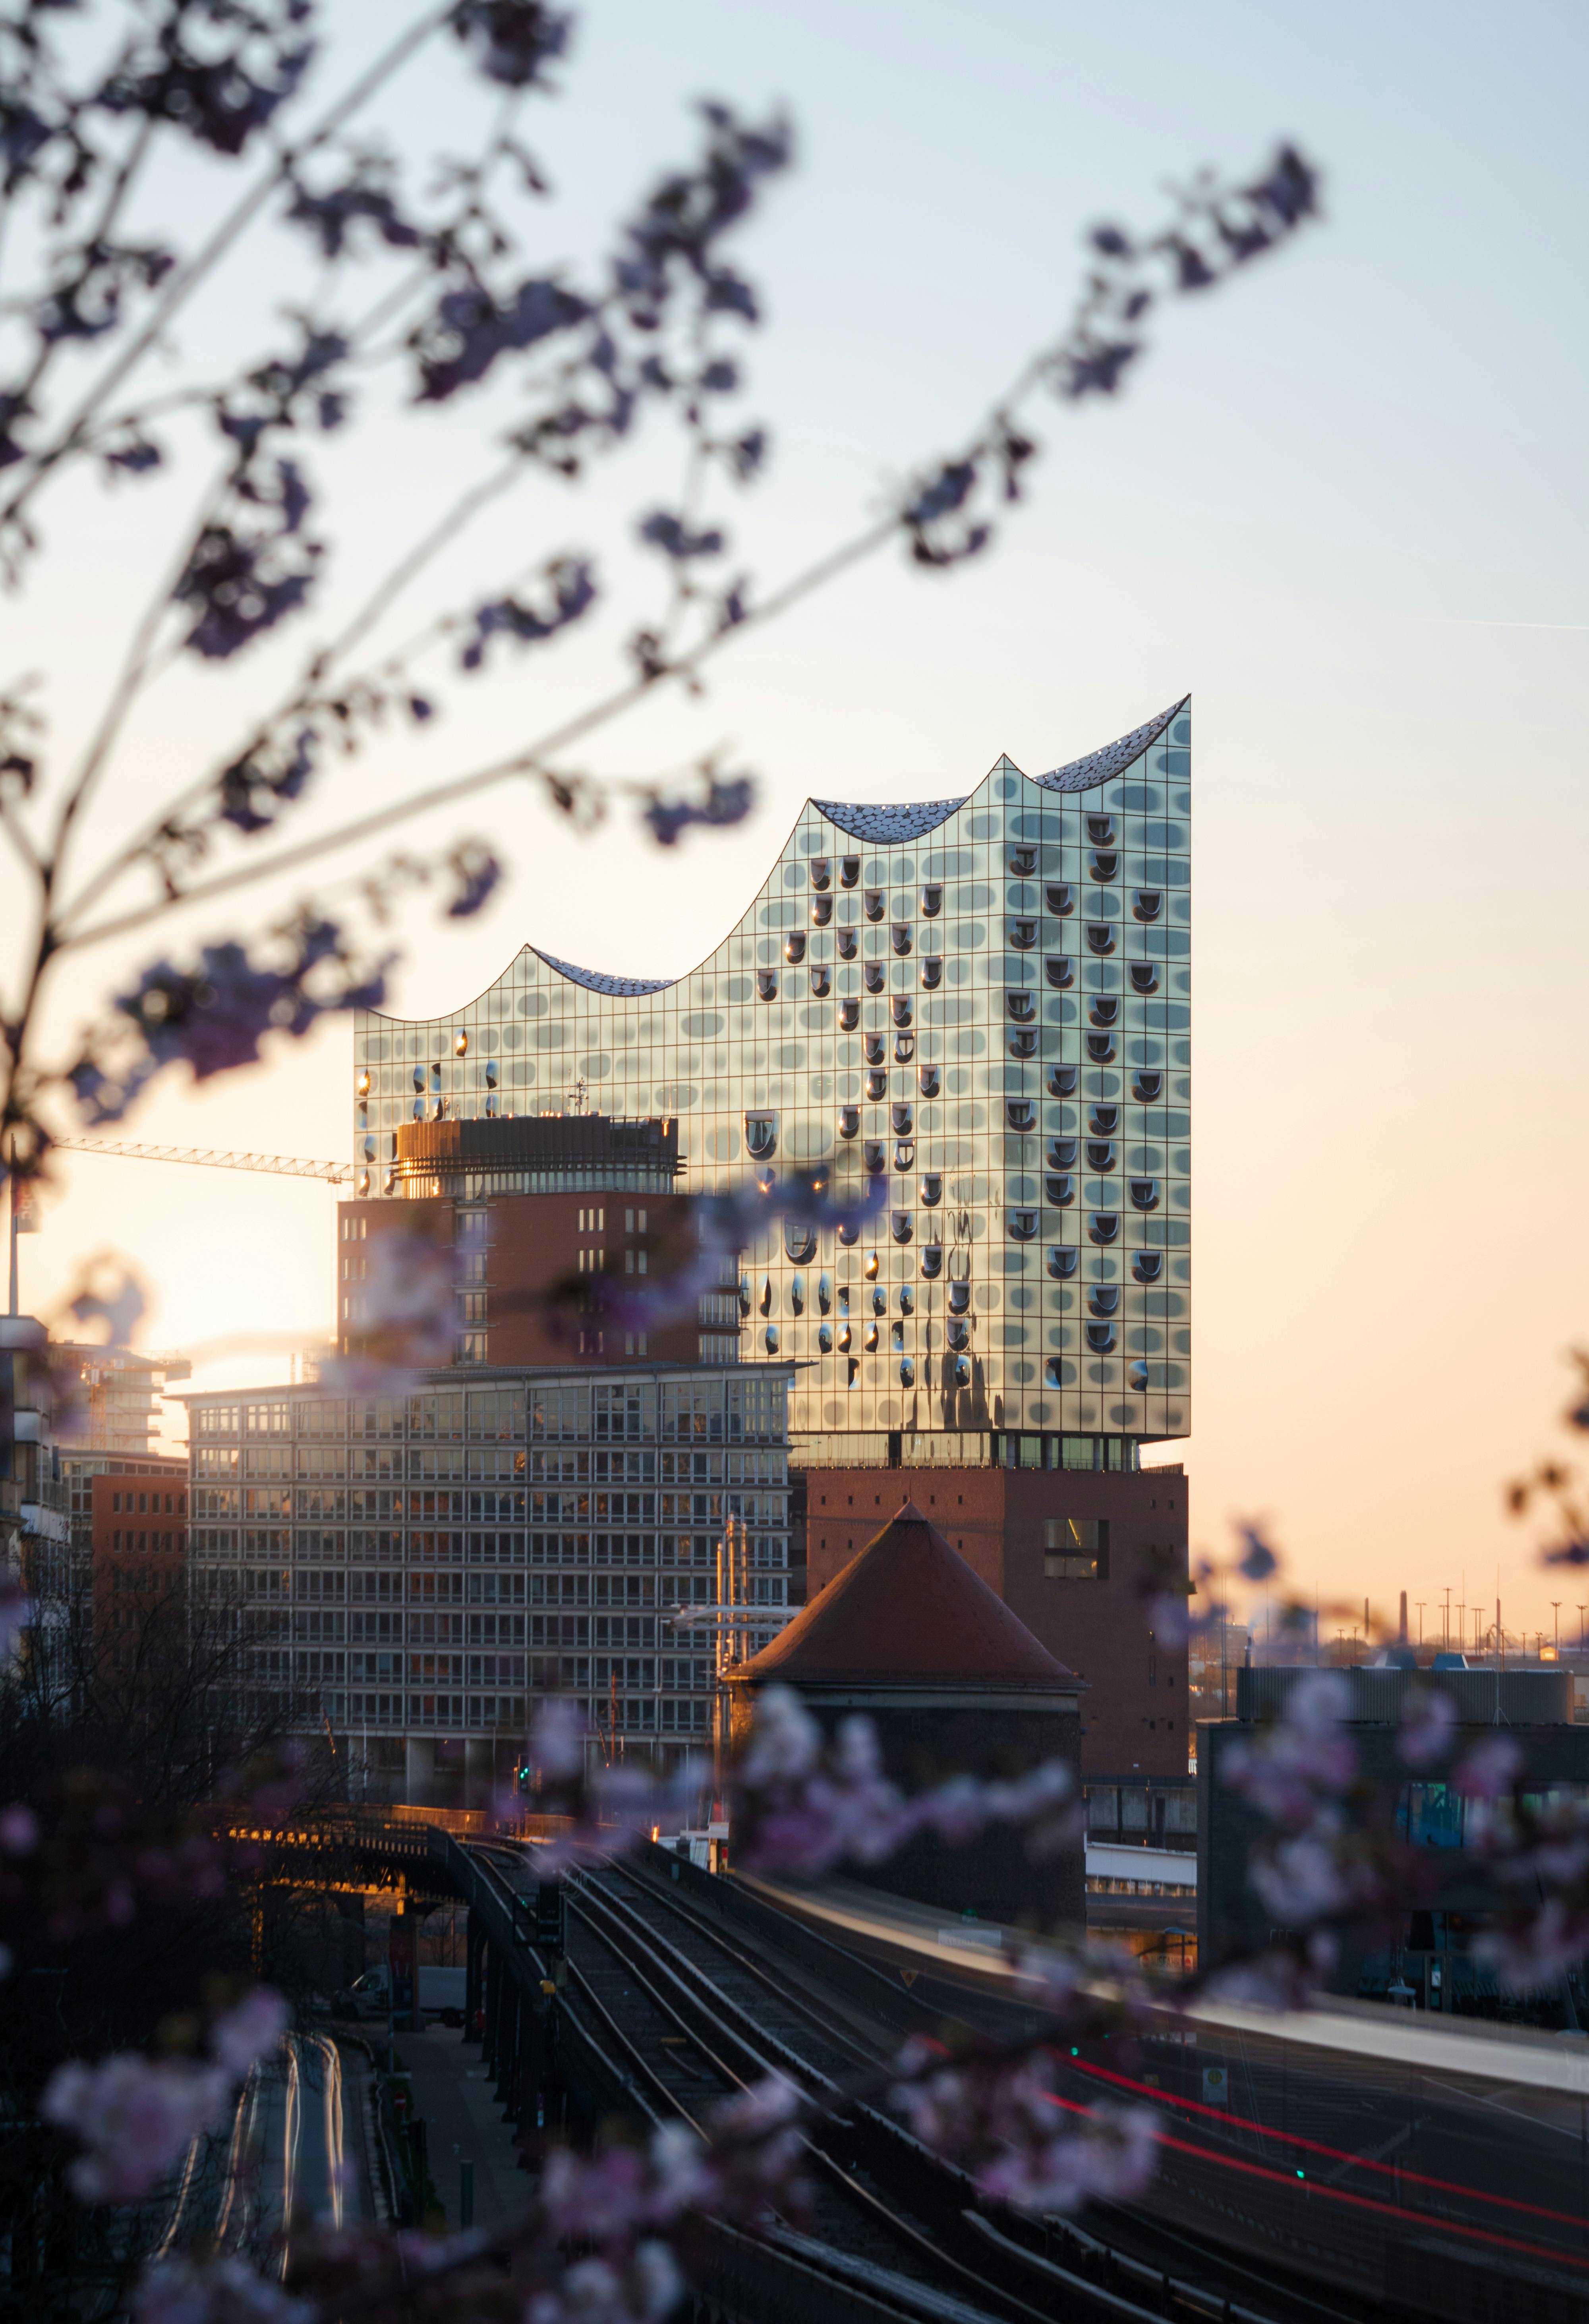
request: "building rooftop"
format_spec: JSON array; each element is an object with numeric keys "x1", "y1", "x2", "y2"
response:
[{"x1": 740, "y1": 1500, "x2": 1080, "y2": 1688}]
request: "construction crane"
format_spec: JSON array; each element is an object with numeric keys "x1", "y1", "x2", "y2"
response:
[{"x1": 53, "y1": 1139, "x2": 351, "y2": 1184}]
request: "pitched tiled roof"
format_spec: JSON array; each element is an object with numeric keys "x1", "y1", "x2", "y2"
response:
[{"x1": 742, "y1": 1501, "x2": 1077, "y2": 1686}]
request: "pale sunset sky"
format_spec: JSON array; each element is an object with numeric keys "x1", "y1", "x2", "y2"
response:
[{"x1": 6, "y1": 1, "x2": 1586, "y2": 1639}]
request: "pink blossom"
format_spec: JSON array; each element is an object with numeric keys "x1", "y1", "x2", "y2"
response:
[
  {"x1": 134, "y1": 2255, "x2": 312, "y2": 2323},
  {"x1": 1397, "y1": 1687, "x2": 1457, "y2": 1770},
  {"x1": 1474, "y1": 1898, "x2": 1589, "y2": 1991},
  {"x1": 0, "y1": 1803, "x2": 39, "y2": 1853},
  {"x1": 736, "y1": 1685, "x2": 819, "y2": 1786},
  {"x1": 527, "y1": 2242, "x2": 682, "y2": 2324},
  {"x1": 43, "y1": 2054, "x2": 230, "y2": 2201},
  {"x1": 210, "y1": 1988, "x2": 288, "y2": 2077},
  {"x1": 979, "y1": 2097, "x2": 1159, "y2": 2213},
  {"x1": 1249, "y1": 1832, "x2": 1349, "y2": 1924},
  {"x1": 532, "y1": 1695, "x2": 590, "y2": 1782},
  {"x1": 1454, "y1": 1735, "x2": 1523, "y2": 1800}
]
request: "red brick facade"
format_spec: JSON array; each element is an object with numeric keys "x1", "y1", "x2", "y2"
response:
[
  {"x1": 91, "y1": 1461, "x2": 188, "y2": 1664},
  {"x1": 804, "y1": 1464, "x2": 1189, "y2": 1781}
]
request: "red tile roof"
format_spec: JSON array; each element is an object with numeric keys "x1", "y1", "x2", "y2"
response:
[{"x1": 741, "y1": 1501, "x2": 1078, "y2": 1686}]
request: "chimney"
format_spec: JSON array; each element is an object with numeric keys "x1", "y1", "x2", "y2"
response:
[{"x1": 1398, "y1": 1590, "x2": 1408, "y2": 1644}]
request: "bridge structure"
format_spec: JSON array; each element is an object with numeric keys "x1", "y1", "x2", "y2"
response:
[{"x1": 231, "y1": 1814, "x2": 1589, "y2": 2324}]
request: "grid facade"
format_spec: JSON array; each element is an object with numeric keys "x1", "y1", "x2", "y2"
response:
[
  {"x1": 183, "y1": 1366, "x2": 793, "y2": 1755},
  {"x1": 352, "y1": 705, "x2": 1191, "y2": 1455}
]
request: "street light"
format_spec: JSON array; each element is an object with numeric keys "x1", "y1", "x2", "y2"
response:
[{"x1": 1552, "y1": 1602, "x2": 1561, "y2": 1658}]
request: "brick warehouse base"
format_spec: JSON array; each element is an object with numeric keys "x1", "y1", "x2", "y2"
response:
[{"x1": 801, "y1": 1462, "x2": 1189, "y2": 1784}]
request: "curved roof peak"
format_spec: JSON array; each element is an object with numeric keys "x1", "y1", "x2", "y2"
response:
[
  {"x1": 531, "y1": 947, "x2": 675, "y2": 997},
  {"x1": 1038, "y1": 695, "x2": 1189, "y2": 793},
  {"x1": 810, "y1": 796, "x2": 968, "y2": 844}
]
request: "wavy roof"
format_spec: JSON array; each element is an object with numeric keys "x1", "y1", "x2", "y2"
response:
[{"x1": 532, "y1": 701, "x2": 1185, "y2": 993}]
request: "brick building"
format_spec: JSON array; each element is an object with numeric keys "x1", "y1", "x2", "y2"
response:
[
  {"x1": 336, "y1": 1114, "x2": 737, "y2": 1371},
  {"x1": 90, "y1": 1458, "x2": 189, "y2": 1667},
  {"x1": 803, "y1": 1460, "x2": 1189, "y2": 1834}
]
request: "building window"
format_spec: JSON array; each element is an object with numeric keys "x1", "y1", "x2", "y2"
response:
[{"x1": 1044, "y1": 1518, "x2": 1109, "y2": 1580}]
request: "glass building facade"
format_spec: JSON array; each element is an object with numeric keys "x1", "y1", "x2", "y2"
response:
[{"x1": 352, "y1": 701, "x2": 1191, "y2": 1462}]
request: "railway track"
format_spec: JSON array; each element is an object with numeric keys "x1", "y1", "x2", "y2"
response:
[{"x1": 526, "y1": 1850, "x2": 1383, "y2": 2324}]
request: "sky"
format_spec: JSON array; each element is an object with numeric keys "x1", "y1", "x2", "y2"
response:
[{"x1": 6, "y1": 0, "x2": 1587, "y2": 1642}]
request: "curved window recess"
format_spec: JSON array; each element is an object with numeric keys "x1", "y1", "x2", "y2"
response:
[
  {"x1": 1129, "y1": 1177, "x2": 1161, "y2": 1211},
  {"x1": 894, "y1": 1140, "x2": 916, "y2": 1172},
  {"x1": 894, "y1": 1033, "x2": 916, "y2": 1064},
  {"x1": 810, "y1": 858, "x2": 831, "y2": 891},
  {"x1": 1048, "y1": 1064, "x2": 1079, "y2": 1098},
  {"x1": 1085, "y1": 923, "x2": 1115, "y2": 956},
  {"x1": 818, "y1": 1322, "x2": 833, "y2": 1354},
  {"x1": 758, "y1": 1275, "x2": 772, "y2": 1316},
  {"x1": 840, "y1": 856, "x2": 860, "y2": 888},
  {"x1": 1086, "y1": 813, "x2": 1115, "y2": 846},
  {"x1": 1089, "y1": 1285, "x2": 1120, "y2": 1317},
  {"x1": 1008, "y1": 1029, "x2": 1038, "y2": 1060},
  {"x1": 817, "y1": 1271, "x2": 832, "y2": 1313},
  {"x1": 864, "y1": 1140, "x2": 887, "y2": 1174},
  {"x1": 892, "y1": 1103, "x2": 914, "y2": 1136},
  {"x1": 838, "y1": 999, "x2": 860, "y2": 1032},
  {"x1": 1132, "y1": 1069, "x2": 1164, "y2": 1103},
  {"x1": 811, "y1": 895, "x2": 833, "y2": 928},
  {"x1": 739, "y1": 1275, "x2": 753, "y2": 1317},
  {"x1": 454, "y1": 1031, "x2": 468, "y2": 1057},
  {"x1": 864, "y1": 889, "x2": 885, "y2": 922},
  {"x1": 918, "y1": 1065, "x2": 941, "y2": 1098},
  {"x1": 836, "y1": 929, "x2": 858, "y2": 961},
  {"x1": 837, "y1": 1322, "x2": 853, "y2": 1355},
  {"x1": 864, "y1": 1033, "x2": 886, "y2": 1066},
  {"x1": 891, "y1": 1209, "x2": 913, "y2": 1243},
  {"x1": 1086, "y1": 1140, "x2": 1117, "y2": 1171},
  {"x1": 1047, "y1": 1246, "x2": 1079, "y2": 1280},
  {"x1": 358, "y1": 1170, "x2": 372, "y2": 1196},
  {"x1": 413, "y1": 1066, "x2": 425, "y2": 1093},
  {"x1": 1132, "y1": 1251, "x2": 1164, "y2": 1284},
  {"x1": 1049, "y1": 1138, "x2": 1079, "y2": 1169},
  {"x1": 1046, "y1": 882, "x2": 1076, "y2": 917},
  {"x1": 947, "y1": 1319, "x2": 970, "y2": 1352},
  {"x1": 1127, "y1": 1360, "x2": 1150, "y2": 1392},
  {"x1": 1085, "y1": 1321, "x2": 1116, "y2": 1354},
  {"x1": 1089, "y1": 850, "x2": 1119, "y2": 882},
  {"x1": 756, "y1": 969, "x2": 778, "y2": 1000},
  {"x1": 920, "y1": 1243, "x2": 944, "y2": 1279},
  {"x1": 383, "y1": 1169, "x2": 399, "y2": 1196},
  {"x1": 431, "y1": 1098, "x2": 448, "y2": 1122},
  {"x1": 838, "y1": 1107, "x2": 859, "y2": 1140},
  {"x1": 864, "y1": 962, "x2": 885, "y2": 994},
  {"x1": 1046, "y1": 1173, "x2": 1075, "y2": 1206},
  {"x1": 1085, "y1": 1032, "x2": 1117, "y2": 1063},
  {"x1": 1009, "y1": 1209, "x2": 1039, "y2": 1240},
  {"x1": 947, "y1": 1281, "x2": 972, "y2": 1316},
  {"x1": 871, "y1": 1284, "x2": 887, "y2": 1316},
  {"x1": 1090, "y1": 1105, "x2": 1121, "y2": 1135},
  {"x1": 484, "y1": 1059, "x2": 499, "y2": 1090},
  {"x1": 1090, "y1": 1212, "x2": 1120, "y2": 1244},
  {"x1": 484, "y1": 1092, "x2": 499, "y2": 1119},
  {"x1": 1009, "y1": 844, "x2": 1038, "y2": 877},
  {"x1": 891, "y1": 996, "x2": 913, "y2": 1028},
  {"x1": 900, "y1": 1286, "x2": 915, "y2": 1316},
  {"x1": 1133, "y1": 889, "x2": 1163, "y2": 923},
  {"x1": 865, "y1": 1323, "x2": 880, "y2": 1354},
  {"x1": 921, "y1": 883, "x2": 943, "y2": 917},
  {"x1": 1045, "y1": 955, "x2": 1075, "y2": 990},
  {"x1": 1044, "y1": 1357, "x2": 1066, "y2": 1389},
  {"x1": 1129, "y1": 963, "x2": 1159, "y2": 995},
  {"x1": 1007, "y1": 989, "x2": 1036, "y2": 1023},
  {"x1": 411, "y1": 1099, "x2": 424, "y2": 1121},
  {"x1": 1009, "y1": 918, "x2": 1038, "y2": 950},
  {"x1": 785, "y1": 1221, "x2": 817, "y2": 1265},
  {"x1": 892, "y1": 923, "x2": 912, "y2": 955},
  {"x1": 1007, "y1": 1099, "x2": 1037, "y2": 1132},
  {"x1": 921, "y1": 1173, "x2": 943, "y2": 1207},
  {"x1": 431, "y1": 1063, "x2": 443, "y2": 1091},
  {"x1": 837, "y1": 1222, "x2": 860, "y2": 1248},
  {"x1": 1090, "y1": 996, "x2": 1120, "y2": 1028},
  {"x1": 899, "y1": 1357, "x2": 916, "y2": 1387},
  {"x1": 357, "y1": 1069, "x2": 372, "y2": 1097},
  {"x1": 950, "y1": 1353, "x2": 972, "y2": 1388},
  {"x1": 920, "y1": 957, "x2": 943, "y2": 991},
  {"x1": 745, "y1": 1111, "x2": 777, "y2": 1159},
  {"x1": 764, "y1": 1325, "x2": 780, "y2": 1355},
  {"x1": 789, "y1": 1273, "x2": 806, "y2": 1315},
  {"x1": 810, "y1": 966, "x2": 832, "y2": 998},
  {"x1": 847, "y1": 1356, "x2": 861, "y2": 1388},
  {"x1": 864, "y1": 1248, "x2": 881, "y2": 1281},
  {"x1": 866, "y1": 1070, "x2": 888, "y2": 1102},
  {"x1": 784, "y1": 931, "x2": 807, "y2": 964}
]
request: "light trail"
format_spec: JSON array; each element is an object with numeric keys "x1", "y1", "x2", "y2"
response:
[
  {"x1": 1073, "y1": 2054, "x2": 1589, "y2": 2231},
  {"x1": 279, "y1": 2037, "x2": 303, "y2": 2279},
  {"x1": 216, "y1": 2067, "x2": 261, "y2": 2247},
  {"x1": 153, "y1": 2131, "x2": 203, "y2": 2256},
  {"x1": 1044, "y1": 2092, "x2": 1589, "y2": 2276},
  {"x1": 317, "y1": 2036, "x2": 346, "y2": 2230}
]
